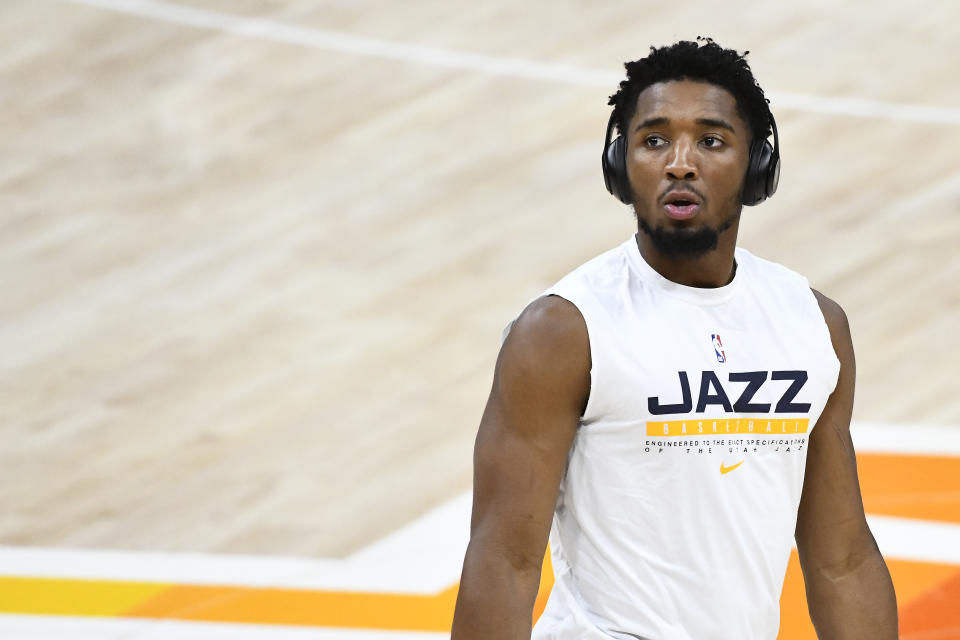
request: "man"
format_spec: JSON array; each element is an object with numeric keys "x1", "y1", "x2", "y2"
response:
[{"x1": 451, "y1": 39, "x2": 897, "y2": 639}]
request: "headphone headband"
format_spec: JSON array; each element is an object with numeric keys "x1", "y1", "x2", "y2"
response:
[{"x1": 604, "y1": 110, "x2": 618, "y2": 147}]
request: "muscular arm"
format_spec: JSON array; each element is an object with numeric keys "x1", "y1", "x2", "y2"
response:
[
  {"x1": 795, "y1": 290, "x2": 897, "y2": 639},
  {"x1": 450, "y1": 296, "x2": 590, "y2": 640}
]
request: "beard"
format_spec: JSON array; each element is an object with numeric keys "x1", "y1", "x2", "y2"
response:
[{"x1": 636, "y1": 205, "x2": 740, "y2": 259}]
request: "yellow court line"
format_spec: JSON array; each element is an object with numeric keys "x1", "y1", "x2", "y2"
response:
[
  {"x1": 0, "y1": 577, "x2": 457, "y2": 631},
  {"x1": 0, "y1": 554, "x2": 555, "y2": 631},
  {"x1": 0, "y1": 577, "x2": 169, "y2": 618}
]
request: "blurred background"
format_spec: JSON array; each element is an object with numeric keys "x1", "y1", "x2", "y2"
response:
[{"x1": 2, "y1": 0, "x2": 958, "y2": 638}]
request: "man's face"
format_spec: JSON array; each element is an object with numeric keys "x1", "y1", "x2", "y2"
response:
[{"x1": 625, "y1": 80, "x2": 752, "y2": 258}]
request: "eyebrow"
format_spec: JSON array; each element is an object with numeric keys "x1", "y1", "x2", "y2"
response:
[
  {"x1": 635, "y1": 117, "x2": 669, "y2": 130},
  {"x1": 696, "y1": 118, "x2": 736, "y2": 133},
  {"x1": 635, "y1": 117, "x2": 737, "y2": 133}
]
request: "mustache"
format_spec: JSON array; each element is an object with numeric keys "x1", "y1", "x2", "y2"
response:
[{"x1": 658, "y1": 183, "x2": 707, "y2": 204}]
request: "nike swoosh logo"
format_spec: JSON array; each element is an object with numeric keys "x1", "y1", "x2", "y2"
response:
[{"x1": 720, "y1": 460, "x2": 744, "y2": 474}]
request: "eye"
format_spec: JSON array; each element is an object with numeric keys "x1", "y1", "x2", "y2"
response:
[
  {"x1": 644, "y1": 135, "x2": 668, "y2": 148},
  {"x1": 702, "y1": 135, "x2": 724, "y2": 148}
]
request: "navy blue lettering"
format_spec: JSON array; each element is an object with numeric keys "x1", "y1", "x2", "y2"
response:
[
  {"x1": 652, "y1": 370, "x2": 813, "y2": 415},
  {"x1": 695, "y1": 371, "x2": 733, "y2": 413},
  {"x1": 729, "y1": 371, "x2": 771, "y2": 412},
  {"x1": 772, "y1": 370, "x2": 811, "y2": 413},
  {"x1": 648, "y1": 372, "x2": 693, "y2": 415}
]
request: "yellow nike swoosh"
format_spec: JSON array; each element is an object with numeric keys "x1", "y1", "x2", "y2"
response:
[{"x1": 720, "y1": 460, "x2": 744, "y2": 474}]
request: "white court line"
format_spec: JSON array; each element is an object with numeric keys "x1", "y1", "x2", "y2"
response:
[
  {"x1": 1, "y1": 422, "x2": 957, "y2": 589},
  {"x1": 345, "y1": 491, "x2": 471, "y2": 584},
  {"x1": 0, "y1": 540, "x2": 466, "y2": 594},
  {"x1": 876, "y1": 170, "x2": 960, "y2": 220},
  {"x1": 61, "y1": 0, "x2": 960, "y2": 125},
  {"x1": 0, "y1": 615, "x2": 449, "y2": 640},
  {"x1": 852, "y1": 421, "x2": 960, "y2": 456},
  {"x1": 0, "y1": 494, "x2": 472, "y2": 593},
  {"x1": 867, "y1": 515, "x2": 960, "y2": 567}
]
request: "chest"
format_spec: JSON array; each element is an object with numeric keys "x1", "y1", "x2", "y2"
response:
[{"x1": 586, "y1": 291, "x2": 836, "y2": 425}]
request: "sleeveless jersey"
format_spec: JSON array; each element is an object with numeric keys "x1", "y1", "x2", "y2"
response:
[{"x1": 523, "y1": 236, "x2": 840, "y2": 640}]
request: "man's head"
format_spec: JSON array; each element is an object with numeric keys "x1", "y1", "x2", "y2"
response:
[{"x1": 607, "y1": 38, "x2": 773, "y2": 259}]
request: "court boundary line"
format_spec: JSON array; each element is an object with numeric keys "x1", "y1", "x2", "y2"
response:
[
  {"x1": 2, "y1": 512, "x2": 958, "y2": 588},
  {"x1": 61, "y1": 0, "x2": 960, "y2": 125},
  {"x1": 1, "y1": 422, "x2": 959, "y2": 590},
  {"x1": 0, "y1": 614, "x2": 449, "y2": 639}
]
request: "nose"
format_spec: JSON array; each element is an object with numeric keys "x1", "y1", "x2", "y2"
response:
[{"x1": 665, "y1": 139, "x2": 698, "y2": 181}]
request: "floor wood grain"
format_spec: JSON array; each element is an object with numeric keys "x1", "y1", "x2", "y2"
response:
[{"x1": 2, "y1": 0, "x2": 958, "y2": 557}]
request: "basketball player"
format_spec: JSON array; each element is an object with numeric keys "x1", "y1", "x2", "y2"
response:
[{"x1": 451, "y1": 39, "x2": 897, "y2": 639}]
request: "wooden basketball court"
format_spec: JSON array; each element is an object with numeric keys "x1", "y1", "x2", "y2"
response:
[{"x1": 2, "y1": 0, "x2": 959, "y2": 637}]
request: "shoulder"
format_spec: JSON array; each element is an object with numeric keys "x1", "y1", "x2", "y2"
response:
[
  {"x1": 497, "y1": 295, "x2": 591, "y2": 413},
  {"x1": 737, "y1": 249, "x2": 817, "y2": 311},
  {"x1": 811, "y1": 288, "x2": 855, "y2": 368},
  {"x1": 810, "y1": 289, "x2": 851, "y2": 342},
  {"x1": 736, "y1": 247, "x2": 808, "y2": 287},
  {"x1": 505, "y1": 295, "x2": 590, "y2": 371},
  {"x1": 552, "y1": 241, "x2": 635, "y2": 294},
  {"x1": 737, "y1": 250, "x2": 838, "y2": 327}
]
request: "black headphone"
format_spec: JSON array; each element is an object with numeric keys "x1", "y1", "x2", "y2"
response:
[{"x1": 601, "y1": 110, "x2": 780, "y2": 207}]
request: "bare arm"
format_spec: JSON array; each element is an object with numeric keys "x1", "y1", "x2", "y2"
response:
[
  {"x1": 450, "y1": 296, "x2": 590, "y2": 640},
  {"x1": 795, "y1": 290, "x2": 898, "y2": 639}
]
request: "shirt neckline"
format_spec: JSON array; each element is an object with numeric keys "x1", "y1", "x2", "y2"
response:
[{"x1": 623, "y1": 234, "x2": 743, "y2": 306}]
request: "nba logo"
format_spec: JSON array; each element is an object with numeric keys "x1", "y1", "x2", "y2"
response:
[{"x1": 711, "y1": 333, "x2": 726, "y2": 363}]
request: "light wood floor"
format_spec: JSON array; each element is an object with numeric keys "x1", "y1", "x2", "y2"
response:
[{"x1": 2, "y1": 0, "x2": 959, "y2": 558}]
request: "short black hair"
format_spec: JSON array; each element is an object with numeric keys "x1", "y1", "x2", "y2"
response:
[{"x1": 609, "y1": 37, "x2": 772, "y2": 142}]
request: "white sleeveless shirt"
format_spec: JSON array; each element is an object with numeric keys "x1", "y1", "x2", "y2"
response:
[{"x1": 524, "y1": 236, "x2": 840, "y2": 640}]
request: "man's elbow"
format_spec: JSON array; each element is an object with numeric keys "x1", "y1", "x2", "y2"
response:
[
  {"x1": 801, "y1": 527, "x2": 884, "y2": 585},
  {"x1": 465, "y1": 531, "x2": 546, "y2": 578}
]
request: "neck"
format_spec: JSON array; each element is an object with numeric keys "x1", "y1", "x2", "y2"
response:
[{"x1": 634, "y1": 222, "x2": 739, "y2": 288}]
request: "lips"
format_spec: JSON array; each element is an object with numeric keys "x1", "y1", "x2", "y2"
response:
[{"x1": 662, "y1": 190, "x2": 702, "y2": 221}]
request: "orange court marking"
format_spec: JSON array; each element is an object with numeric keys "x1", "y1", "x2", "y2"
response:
[
  {"x1": 2, "y1": 552, "x2": 955, "y2": 636},
  {"x1": 776, "y1": 552, "x2": 960, "y2": 640},
  {"x1": 1, "y1": 454, "x2": 957, "y2": 635},
  {"x1": 857, "y1": 453, "x2": 960, "y2": 524},
  {"x1": 899, "y1": 569, "x2": 960, "y2": 638},
  {"x1": 125, "y1": 582, "x2": 461, "y2": 630}
]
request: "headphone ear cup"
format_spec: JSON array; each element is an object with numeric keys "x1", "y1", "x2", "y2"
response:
[
  {"x1": 742, "y1": 139, "x2": 773, "y2": 206},
  {"x1": 603, "y1": 135, "x2": 633, "y2": 205},
  {"x1": 765, "y1": 145, "x2": 780, "y2": 199}
]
